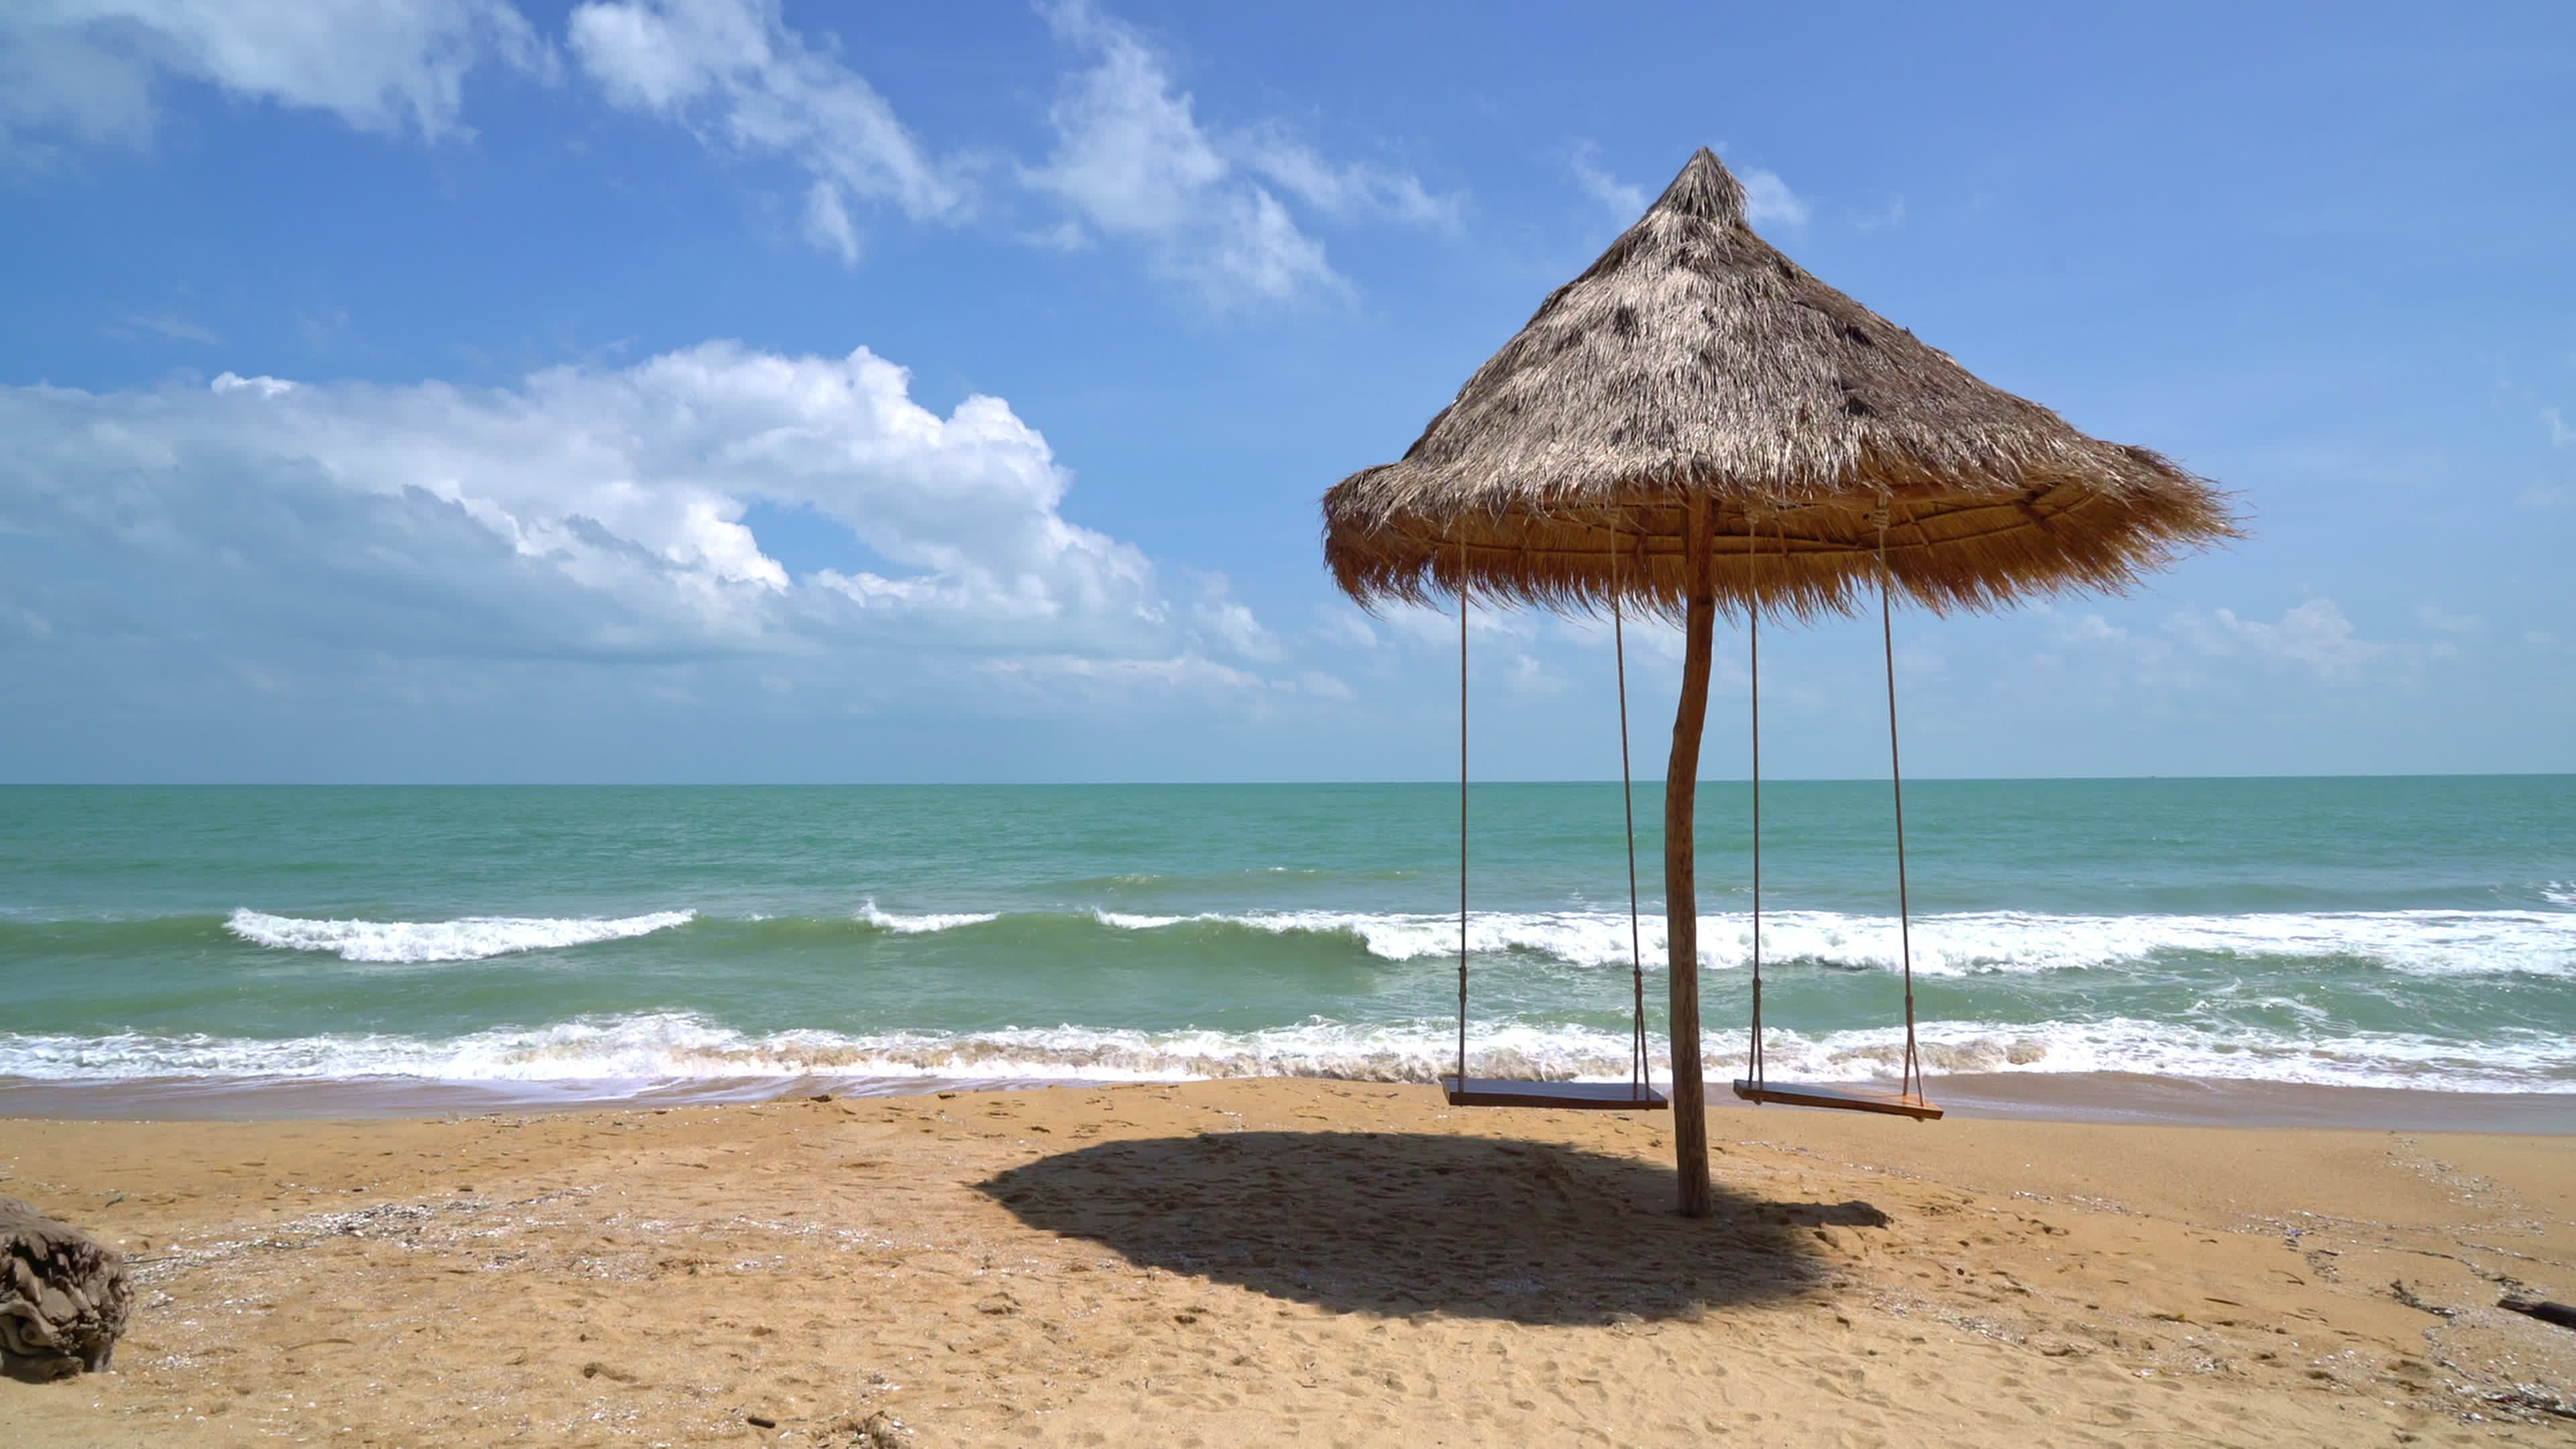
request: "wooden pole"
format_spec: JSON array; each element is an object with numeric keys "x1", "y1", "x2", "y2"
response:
[{"x1": 1664, "y1": 495, "x2": 1716, "y2": 1218}]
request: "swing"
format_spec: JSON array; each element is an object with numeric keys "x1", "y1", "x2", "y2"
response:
[
  {"x1": 1442, "y1": 533, "x2": 1666, "y2": 1112},
  {"x1": 1732, "y1": 521, "x2": 1941, "y2": 1120},
  {"x1": 1437, "y1": 519, "x2": 1938, "y2": 1120}
]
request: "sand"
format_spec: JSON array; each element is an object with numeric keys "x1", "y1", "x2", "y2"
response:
[{"x1": 0, "y1": 1080, "x2": 2571, "y2": 1446}]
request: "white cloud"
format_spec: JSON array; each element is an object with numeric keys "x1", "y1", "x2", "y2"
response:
[
  {"x1": 1568, "y1": 142, "x2": 1646, "y2": 220},
  {"x1": 1027, "y1": 1, "x2": 1322, "y2": 305},
  {"x1": 0, "y1": 341, "x2": 1275, "y2": 682},
  {"x1": 1570, "y1": 142, "x2": 1805, "y2": 231},
  {"x1": 2545, "y1": 406, "x2": 2575, "y2": 447},
  {"x1": 1379, "y1": 600, "x2": 1535, "y2": 649},
  {"x1": 209, "y1": 369, "x2": 294, "y2": 397},
  {"x1": 9, "y1": 0, "x2": 1448, "y2": 301},
  {"x1": 1895, "y1": 639, "x2": 1945, "y2": 676},
  {"x1": 1295, "y1": 669, "x2": 1354, "y2": 701},
  {"x1": 981, "y1": 651, "x2": 1266, "y2": 698},
  {"x1": 568, "y1": 0, "x2": 964, "y2": 252},
  {"x1": 1856, "y1": 195, "x2": 1907, "y2": 231},
  {"x1": 0, "y1": 0, "x2": 543, "y2": 151},
  {"x1": 801, "y1": 177, "x2": 860, "y2": 263},
  {"x1": 1311, "y1": 605, "x2": 1379, "y2": 652},
  {"x1": 2169, "y1": 598, "x2": 2381, "y2": 676},
  {"x1": 1239, "y1": 125, "x2": 1454, "y2": 227},
  {"x1": 1026, "y1": 1, "x2": 1445, "y2": 308},
  {"x1": 1505, "y1": 653, "x2": 1564, "y2": 695},
  {"x1": 2057, "y1": 612, "x2": 2132, "y2": 645},
  {"x1": 2418, "y1": 603, "x2": 2483, "y2": 634},
  {"x1": 563, "y1": 0, "x2": 1447, "y2": 294},
  {"x1": 117, "y1": 311, "x2": 221, "y2": 344},
  {"x1": 2032, "y1": 608, "x2": 2167, "y2": 673},
  {"x1": 1191, "y1": 594, "x2": 1280, "y2": 661},
  {"x1": 1738, "y1": 165, "x2": 1809, "y2": 229}
]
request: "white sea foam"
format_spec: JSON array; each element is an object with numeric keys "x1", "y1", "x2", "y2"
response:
[
  {"x1": 213, "y1": 900, "x2": 2576, "y2": 974},
  {"x1": 2545, "y1": 881, "x2": 2576, "y2": 909},
  {"x1": 1090, "y1": 909, "x2": 1187, "y2": 929},
  {"x1": 3, "y1": 1011, "x2": 2567, "y2": 1095},
  {"x1": 225, "y1": 908, "x2": 694, "y2": 963},
  {"x1": 1750, "y1": 1016, "x2": 2576, "y2": 1095},
  {"x1": 1094, "y1": 904, "x2": 2576, "y2": 978},
  {"x1": 857, "y1": 900, "x2": 1000, "y2": 934}
]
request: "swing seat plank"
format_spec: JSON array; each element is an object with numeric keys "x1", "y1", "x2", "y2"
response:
[
  {"x1": 1443, "y1": 1078, "x2": 1668, "y2": 1111},
  {"x1": 1732, "y1": 1079, "x2": 1943, "y2": 1120}
]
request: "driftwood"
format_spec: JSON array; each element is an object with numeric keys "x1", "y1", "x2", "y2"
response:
[
  {"x1": 2501, "y1": 1293, "x2": 2576, "y2": 1332},
  {"x1": 0, "y1": 1197, "x2": 133, "y2": 1380}
]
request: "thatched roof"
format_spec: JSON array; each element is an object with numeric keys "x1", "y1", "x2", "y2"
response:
[{"x1": 1322, "y1": 149, "x2": 2236, "y2": 620}]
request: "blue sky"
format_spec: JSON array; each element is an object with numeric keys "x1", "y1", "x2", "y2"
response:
[{"x1": 2, "y1": 0, "x2": 2571, "y2": 782}]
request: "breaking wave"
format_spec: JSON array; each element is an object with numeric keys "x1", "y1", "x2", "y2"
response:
[
  {"x1": 856, "y1": 900, "x2": 999, "y2": 934},
  {"x1": 211, "y1": 901, "x2": 2576, "y2": 977},
  {"x1": 1, "y1": 1011, "x2": 2567, "y2": 1095},
  {"x1": 1093, "y1": 906, "x2": 2576, "y2": 978},
  {"x1": 225, "y1": 908, "x2": 695, "y2": 963}
]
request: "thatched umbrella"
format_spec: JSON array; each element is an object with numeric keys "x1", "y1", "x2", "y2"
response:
[{"x1": 1322, "y1": 149, "x2": 2234, "y2": 1216}]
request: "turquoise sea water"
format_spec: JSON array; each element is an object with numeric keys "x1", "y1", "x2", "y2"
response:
[{"x1": 1, "y1": 779, "x2": 2571, "y2": 1100}]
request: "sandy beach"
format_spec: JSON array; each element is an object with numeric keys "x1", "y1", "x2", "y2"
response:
[{"x1": 0, "y1": 1081, "x2": 2571, "y2": 1446}]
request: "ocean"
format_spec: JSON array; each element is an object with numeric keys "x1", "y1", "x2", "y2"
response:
[{"x1": 2, "y1": 779, "x2": 2571, "y2": 1118}]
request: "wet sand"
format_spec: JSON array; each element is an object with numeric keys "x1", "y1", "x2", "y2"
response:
[
  {"x1": 5, "y1": 1071, "x2": 2567, "y2": 1132},
  {"x1": 1, "y1": 1079, "x2": 2573, "y2": 1445}
]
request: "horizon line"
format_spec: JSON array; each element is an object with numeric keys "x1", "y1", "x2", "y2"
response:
[{"x1": 4, "y1": 771, "x2": 2571, "y2": 788}]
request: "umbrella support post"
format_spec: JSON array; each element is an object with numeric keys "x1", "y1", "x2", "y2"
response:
[{"x1": 1664, "y1": 572, "x2": 1717, "y2": 1218}]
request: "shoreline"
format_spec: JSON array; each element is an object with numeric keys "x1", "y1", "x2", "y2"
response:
[{"x1": 2, "y1": 1068, "x2": 2567, "y2": 1132}]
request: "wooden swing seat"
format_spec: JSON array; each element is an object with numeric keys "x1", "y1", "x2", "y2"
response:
[
  {"x1": 1732, "y1": 1079, "x2": 1943, "y2": 1120},
  {"x1": 1442, "y1": 1078, "x2": 1669, "y2": 1111}
]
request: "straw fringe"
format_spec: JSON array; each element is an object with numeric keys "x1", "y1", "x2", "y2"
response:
[{"x1": 1321, "y1": 150, "x2": 2238, "y2": 619}]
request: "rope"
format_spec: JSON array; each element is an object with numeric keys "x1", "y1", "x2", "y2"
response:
[
  {"x1": 1457, "y1": 550, "x2": 1470, "y2": 1092},
  {"x1": 1876, "y1": 521, "x2": 1924, "y2": 1101},
  {"x1": 1611, "y1": 520, "x2": 1648, "y2": 1098},
  {"x1": 1447, "y1": 521, "x2": 1660, "y2": 1107},
  {"x1": 1745, "y1": 516, "x2": 1765, "y2": 1093}
]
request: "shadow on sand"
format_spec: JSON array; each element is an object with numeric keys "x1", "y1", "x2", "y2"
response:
[{"x1": 977, "y1": 1130, "x2": 1886, "y2": 1326}]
